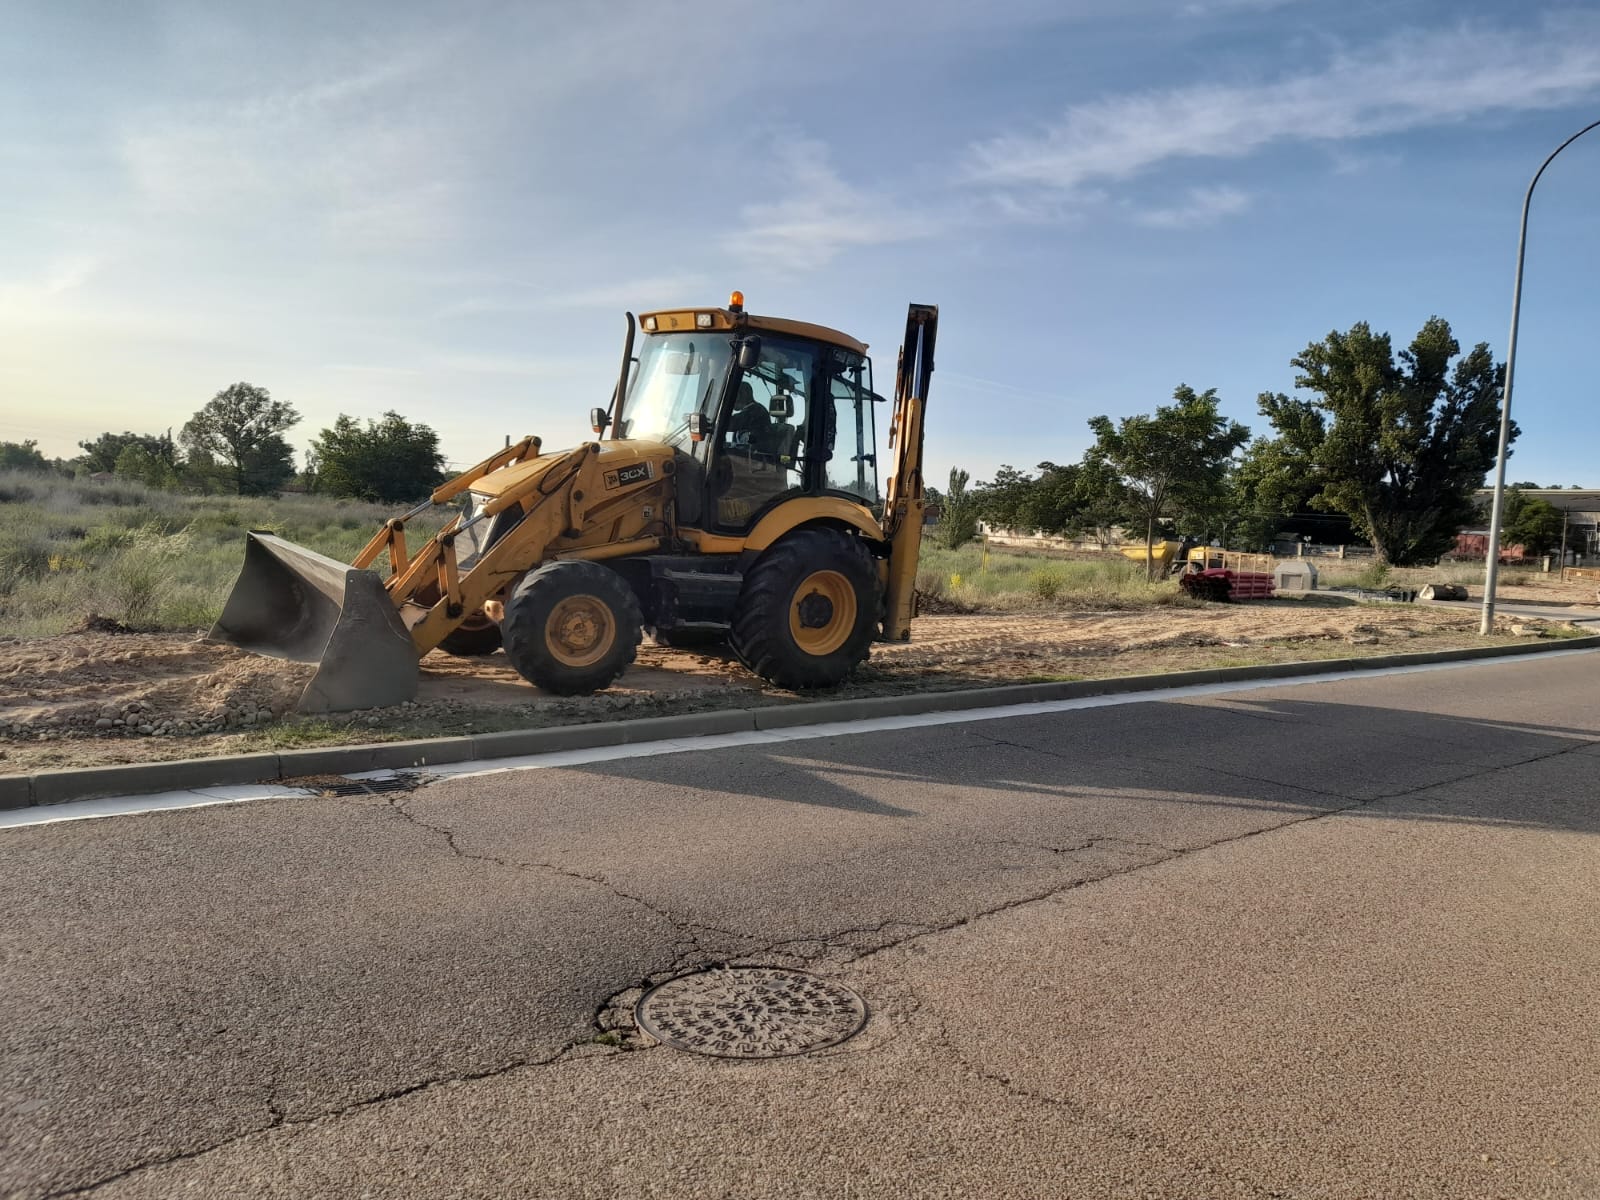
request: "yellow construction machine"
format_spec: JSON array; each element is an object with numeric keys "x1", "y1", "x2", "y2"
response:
[{"x1": 210, "y1": 295, "x2": 938, "y2": 711}]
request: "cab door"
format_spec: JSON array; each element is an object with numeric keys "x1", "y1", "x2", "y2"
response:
[{"x1": 711, "y1": 337, "x2": 818, "y2": 532}]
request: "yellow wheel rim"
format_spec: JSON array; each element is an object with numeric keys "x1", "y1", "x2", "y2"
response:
[
  {"x1": 545, "y1": 594, "x2": 616, "y2": 668},
  {"x1": 788, "y1": 570, "x2": 857, "y2": 656}
]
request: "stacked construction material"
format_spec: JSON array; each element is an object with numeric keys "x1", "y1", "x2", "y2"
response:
[{"x1": 1179, "y1": 569, "x2": 1276, "y2": 603}]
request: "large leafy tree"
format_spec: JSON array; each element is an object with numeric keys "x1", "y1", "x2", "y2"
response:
[
  {"x1": 974, "y1": 465, "x2": 1039, "y2": 532},
  {"x1": 113, "y1": 443, "x2": 180, "y2": 490},
  {"x1": 975, "y1": 461, "x2": 1087, "y2": 536},
  {"x1": 1227, "y1": 394, "x2": 1329, "y2": 549},
  {"x1": 310, "y1": 411, "x2": 448, "y2": 504},
  {"x1": 1263, "y1": 317, "x2": 1512, "y2": 566},
  {"x1": 0, "y1": 440, "x2": 49, "y2": 472},
  {"x1": 179, "y1": 383, "x2": 299, "y2": 496},
  {"x1": 1502, "y1": 489, "x2": 1565, "y2": 558},
  {"x1": 1085, "y1": 385, "x2": 1249, "y2": 577},
  {"x1": 78, "y1": 430, "x2": 177, "y2": 476}
]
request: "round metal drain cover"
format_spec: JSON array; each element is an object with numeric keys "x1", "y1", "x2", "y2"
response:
[{"x1": 635, "y1": 967, "x2": 868, "y2": 1058}]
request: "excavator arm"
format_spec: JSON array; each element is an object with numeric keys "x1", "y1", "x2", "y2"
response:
[{"x1": 879, "y1": 303, "x2": 938, "y2": 641}]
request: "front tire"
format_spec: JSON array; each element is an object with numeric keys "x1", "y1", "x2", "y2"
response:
[
  {"x1": 731, "y1": 529, "x2": 879, "y2": 689},
  {"x1": 438, "y1": 611, "x2": 503, "y2": 656},
  {"x1": 502, "y1": 561, "x2": 642, "y2": 695}
]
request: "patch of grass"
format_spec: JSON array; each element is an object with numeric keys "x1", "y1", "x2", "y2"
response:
[
  {"x1": 1027, "y1": 567, "x2": 1066, "y2": 601},
  {"x1": 917, "y1": 540, "x2": 1198, "y2": 612},
  {"x1": 1352, "y1": 561, "x2": 1392, "y2": 590},
  {"x1": 0, "y1": 470, "x2": 450, "y2": 636}
]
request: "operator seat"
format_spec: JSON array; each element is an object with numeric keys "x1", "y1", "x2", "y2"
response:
[{"x1": 763, "y1": 388, "x2": 800, "y2": 466}]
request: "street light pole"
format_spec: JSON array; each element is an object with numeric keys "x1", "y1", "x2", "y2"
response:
[{"x1": 1481, "y1": 117, "x2": 1600, "y2": 635}]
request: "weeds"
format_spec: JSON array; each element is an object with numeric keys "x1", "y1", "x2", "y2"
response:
[
  {"x1": 1352, "y1": 561, "x2": 1392, "y2": 590},
  {"x1": 0, "y1": 469, "x2": 449, "y2": 635},
  {"x1": 1028, "y1": 568, "x2": 1066, "y2": 601},
  {"x1": 917, "y1": 541, "x2": 1199, "y2": 612}
]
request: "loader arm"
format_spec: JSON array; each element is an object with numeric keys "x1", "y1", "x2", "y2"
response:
[
  {"x1": 385, "y1": 443, "x2": 657, "y2": 655},
  {"x1": 880, "y1": 304, "x2": 938, "y2": 641}
]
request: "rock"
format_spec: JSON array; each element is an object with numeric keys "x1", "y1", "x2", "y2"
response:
[
  {"x1": 137, "y1": 723, "x2": 154, "y2": 735},
  {"x1": 96, "y1": 718, "x2": 113, "y2": 729}
]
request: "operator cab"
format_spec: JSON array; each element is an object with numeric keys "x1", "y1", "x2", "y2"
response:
[{"x1": 601, "y1": 292, "x2": 880, "y2": 533}]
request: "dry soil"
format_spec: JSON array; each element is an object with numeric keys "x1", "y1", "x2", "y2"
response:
[{"x1": 0, "y1": 596, "x2": 1579, "y2": 776}]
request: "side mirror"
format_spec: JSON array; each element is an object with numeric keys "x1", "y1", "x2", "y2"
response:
[
  {"x1": 590, "y1": 406, "x2": 610, "y2": 435},
  {"x1": 688, "y1": 413, "x2": 710, "y2": 443},
  {"x1": 738, "y1": 337, "x2": 762, "y2": 371}
]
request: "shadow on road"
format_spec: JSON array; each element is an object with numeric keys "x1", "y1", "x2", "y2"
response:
[{"x1": 561, "y1": 693, "x2": 1600, "y2": 836}]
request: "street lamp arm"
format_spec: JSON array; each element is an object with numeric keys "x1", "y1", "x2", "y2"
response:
[{"x1": 1480, "y1": 117, "x2": 1600, "y2": 636}]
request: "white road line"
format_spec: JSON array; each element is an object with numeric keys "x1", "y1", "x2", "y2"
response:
[{"x1": 5, "y1": 647, "x2": 1595, "y2": 831}]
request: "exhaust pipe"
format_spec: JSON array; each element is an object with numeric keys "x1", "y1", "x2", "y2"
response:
[{"x1": 209, "y1": 532, "x2": 420, "y2": 713}]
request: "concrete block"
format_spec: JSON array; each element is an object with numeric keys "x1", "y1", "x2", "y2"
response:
[
  {"x1": 30, "y1": 754, "x2": 281, "y2": 806},
  {"x1": 616, "y1": 711, "x2": 759, "y2": 743},
  {"x1": 275, "y1": 738, "x2": 476, "y2": 780},
  {"x1": 753, "y1": 699, "x2": 895, "y2": 729},
  {"x1": 0, "y1": 773, "x2": 33, "y2": 810},
  {"x1": 470, "y1": 724, "x2": 620, "y2": 759}
]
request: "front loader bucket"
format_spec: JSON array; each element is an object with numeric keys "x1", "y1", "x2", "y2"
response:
[{"x1": 208, "y1": 532, "x2": 419, "y2": 713}]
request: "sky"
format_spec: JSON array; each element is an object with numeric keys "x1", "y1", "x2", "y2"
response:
[{"x1": 4, "y1": 0, "x2": 1600, "y2": 487}]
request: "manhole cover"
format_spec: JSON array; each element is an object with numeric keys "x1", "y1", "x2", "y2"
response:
[{"x1": 634, "y1": 967, "x2": 868, "y2": 1058}]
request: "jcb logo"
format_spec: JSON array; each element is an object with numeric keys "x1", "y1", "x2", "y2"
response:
[{"x1": 604, "y1": 462, "x2": 653, "y2": 490}]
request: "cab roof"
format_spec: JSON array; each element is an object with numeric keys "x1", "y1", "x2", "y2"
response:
[{"x1": 637, "y1": 306, "x2": 868, "y2": 356}]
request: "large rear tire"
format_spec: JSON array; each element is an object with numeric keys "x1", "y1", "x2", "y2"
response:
[
  {"x1": 502, "y1": 561, "x2": 642, "y2": 695},
  {"x1": 731, "y1": 529, "x2": 879, "y2": 689}
]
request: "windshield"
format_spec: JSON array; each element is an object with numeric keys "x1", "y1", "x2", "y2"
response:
[{"x1": 617, "y1": 332, "x2": 732, "y2": 445}]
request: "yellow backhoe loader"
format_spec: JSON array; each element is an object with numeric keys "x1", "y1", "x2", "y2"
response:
[{"x1": 210, "y1": 295, "x2": 937, "y2": 712}]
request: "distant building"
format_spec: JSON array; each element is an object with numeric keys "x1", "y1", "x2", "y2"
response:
[{"x1": 1471, "y1": 488, "x2": 1600, "y2": 561}]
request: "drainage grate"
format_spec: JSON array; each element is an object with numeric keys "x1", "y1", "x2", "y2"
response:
[
  {"x1": 634, "y1": 967, "x2": 868, "y2": 1059},
  {"x1": 298, "y1": 773, "x2": 429, "y2": 797}
]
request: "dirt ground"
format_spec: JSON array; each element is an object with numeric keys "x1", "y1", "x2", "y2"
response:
[{"x1": 1, "y1": 595, "x2": 1586, "y2": 776}]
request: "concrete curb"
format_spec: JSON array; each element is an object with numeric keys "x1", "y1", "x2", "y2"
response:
[{"x1": 5, "y1": 635, "x2": 1597, "y2": 810}]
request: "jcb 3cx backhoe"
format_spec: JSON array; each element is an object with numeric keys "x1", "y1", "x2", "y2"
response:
[{"x1": 210, "y1": 295, "x2": 937, "y2": 712}]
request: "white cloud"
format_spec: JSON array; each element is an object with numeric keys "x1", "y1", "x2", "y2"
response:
[
  {"x1": 723, "y1": 140, "x2": 940, "y2": 271},
  {"x1": 117, "y1": 40, "x2": 461, "y2": 249},
  {"x1": 968, "y1": 17, "x2": 1600, "y2": 194},
  {"x1": 1132, "y1": 185, "x2": 1251, "y2": 228}
]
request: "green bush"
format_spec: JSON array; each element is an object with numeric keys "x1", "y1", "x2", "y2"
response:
[
  {"x1": 1354, "y1": 561, "x2": 1392, "y2": 590},
  {"x1": 1028, "y1": 568, "x2": 1066, "y2": 601},
  {"x1": 0, "y1": 533, "x2": 52, "y2": 595}
]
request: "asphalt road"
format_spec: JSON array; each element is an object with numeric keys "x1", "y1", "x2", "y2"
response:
[{"x1": 4, "y1": 653, "x2": 1599, "y2": 1199}]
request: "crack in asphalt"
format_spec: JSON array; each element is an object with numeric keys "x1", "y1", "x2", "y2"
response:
[
  {"x1": 42, "y1": 1039, "x2": 586, "y2": 1199},
  {"x1": 37, "y1": 732, "x2": 1597, "y2": 1197},
  {"x1": 383, "y1": 795, "x2": 744, "y2": 956}
]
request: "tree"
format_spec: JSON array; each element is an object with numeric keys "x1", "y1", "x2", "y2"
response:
[
  {"x1": 937, "y1": 467, "x2": 980, "y2": 550},
  {"x1": 179, "y1": 383, "x2": 299, "y2": 496},
  {"x1": 113, "y1": 443, "x2": 179, "y2": 490},
  {"x1": 1266, "y1": 317, "x2": 1511, "y2": 566},
  {"x1": 309, "y1": 411, "x2": 448, "y2": 504},
  {"x1": 974, "y1": 465, "x2": 1039, "y2": 533},
  {"x1": 0, "y1": 440, "x2": 49, "y2": 472},
  {"x1": 1072, "y1": 456, "x2": 1131, "y2": 550},
  {"x1": 1502, "y1": 490, "x2": 1565, "y2": 558},
  {"x1": 1085, "y1": 385, "x2": 1249, "y2": 578},
  {"x1": 78, "y1": 430, "x2": 177, "y2": 476},
  {"x1": 239, "y1": 434, "x2": 297, "y2": 497}
]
